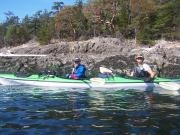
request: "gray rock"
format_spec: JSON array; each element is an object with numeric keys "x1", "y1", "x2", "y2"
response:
[{"x1": 0, "y1": 38, "x2": 179, "y2": 78}]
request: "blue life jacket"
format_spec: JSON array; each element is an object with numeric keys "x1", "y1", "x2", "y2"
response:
[{"x1": 74, "y1": 64, "x2": 86, "y2": 78}]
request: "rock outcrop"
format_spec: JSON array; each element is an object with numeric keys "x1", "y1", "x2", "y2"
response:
[{"x1": 0, "y1": 38, "x2": 179, "y2": 78}]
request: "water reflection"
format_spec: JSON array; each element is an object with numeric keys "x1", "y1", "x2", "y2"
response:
[{"x1": 0, "y1": 86, "x2": 179, "y2": 134}]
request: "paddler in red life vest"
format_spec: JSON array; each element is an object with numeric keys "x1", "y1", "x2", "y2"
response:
[
  {"x1": 131, "y1": 53, "x2": 156, "y2": 82},
  {"x1": 68, "y1": 57, "x2": 87, "y2": 79}
]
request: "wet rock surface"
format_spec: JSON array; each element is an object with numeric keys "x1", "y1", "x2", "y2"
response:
[{"x1": 0, "y1": 38, "x2": 179, "y2": 78}]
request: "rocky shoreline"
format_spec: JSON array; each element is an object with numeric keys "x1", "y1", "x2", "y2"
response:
[{"x1": 0, "y1": 37, "x2": 180, "y2": 78}]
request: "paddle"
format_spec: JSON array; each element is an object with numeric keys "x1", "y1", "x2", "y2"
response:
[
  {"x1": 99, "y1": 67, "x2": 113, "y2": 74},
  {"x1": 90, "y1": 77, "x2": 105, "y2": 84},
  {"x1": 159, "y1": 82, "x2": 180, "y2": 91},
  {"x1": 89, "y1": 67, "x2": 108, "y2": 84},
  {"x1": 99, "y1": 67, "x2": 127, "y2": 78}
]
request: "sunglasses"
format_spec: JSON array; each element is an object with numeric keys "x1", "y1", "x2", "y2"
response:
[{"x1": 136, "y1": 57, "x2": 143, "y2": 60}]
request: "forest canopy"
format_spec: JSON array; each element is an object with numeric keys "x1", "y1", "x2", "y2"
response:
[{"x1": 0, "y1": 0, "x2": 179, "y2": 47}]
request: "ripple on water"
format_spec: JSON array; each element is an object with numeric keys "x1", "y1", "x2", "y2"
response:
[{"x1": 0, "y1": 86, "x2": 179, "y2": 134}]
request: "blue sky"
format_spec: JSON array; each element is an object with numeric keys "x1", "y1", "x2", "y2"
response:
[{"x1": 0, "y1": 0, "x2": 76, "y2": 22}]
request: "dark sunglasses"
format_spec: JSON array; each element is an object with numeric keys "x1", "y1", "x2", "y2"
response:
[{"x1": 136, "y1": 57, "x2": 143, "y2": 60}]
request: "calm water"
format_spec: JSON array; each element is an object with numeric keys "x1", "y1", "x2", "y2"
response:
[{"x1": 0, "y1": 86, "x2": 179, "y2": 135}]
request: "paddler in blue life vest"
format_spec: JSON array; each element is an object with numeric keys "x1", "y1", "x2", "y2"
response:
[
  {"x1": 131, "y1": 53, "x2": 156, "y2": 82},
  {"x1": 67, "y1": 57, "x2": 86, "y2": 79}
]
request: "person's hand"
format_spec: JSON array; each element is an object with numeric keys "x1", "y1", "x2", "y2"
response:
[
  {"x1": 72, "y1": 68, "x2": 75, "y2": 74},
  {"x1": 74, "y1": 63, "x2": 78, "y2": 68},
  {"x1": 143, "y1": 77, "x2": 154, "y2": 82}
]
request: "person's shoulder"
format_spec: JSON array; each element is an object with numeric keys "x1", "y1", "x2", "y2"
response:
[
  {"x1": 143, "y1": 63, "x2": 150, "y2": 67},
  {"x1": 80, "y1": 64, "x2": 86, "y2": 67},
  {"x1": 143, "y1": 63, "x2": 151, "y2": 70}
]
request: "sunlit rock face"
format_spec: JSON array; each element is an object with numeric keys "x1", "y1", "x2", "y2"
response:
[{"x1": 0, "y1": 38, "x2": 179, "y2": 78}]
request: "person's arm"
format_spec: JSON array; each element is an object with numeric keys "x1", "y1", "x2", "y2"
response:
[
  {"x1": 75, "y1": 65, "x2": 86, "y2": 78},
  {"x1": 72, "y1": 63, "x2": 78, "y2": 74},
  {"x1": 72, "y1": 68, "x2": 75, "y2": 74},
  {"x1": 130, "y1": 71, "x2": 134, "y2": 76},
  {"x1": 143, "y1": 64, "x2": 156, "y2": 78},
  {"x1": 147, "y1": 69, "x2": 156, "y2": 78}
]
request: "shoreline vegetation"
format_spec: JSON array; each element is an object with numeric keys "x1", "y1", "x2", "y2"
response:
[{"x1": 0, "y1": 0, "x2": 179, "y2": 48}]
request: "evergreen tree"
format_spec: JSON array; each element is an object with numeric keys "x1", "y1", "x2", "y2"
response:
[
  {"x1": 0, "y1": 24, "x2": 6, "y2": 47},
  {"x1": 4, "y1": 11, "x2": 19, "y2": 26},
  {"x1": 52, "y1": 1, "x2": 64, "y2": 14},
  {"x1": 36, "y1": 10, "x2": 55, "y2": 44}
]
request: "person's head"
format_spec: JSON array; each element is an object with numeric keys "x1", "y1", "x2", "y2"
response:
[
  {"x1": 74, "y1": 57, "x2": 81, "y2": 65},
  {"x1": 135, "y1": 53, "x2": 144, "y2": 64}
]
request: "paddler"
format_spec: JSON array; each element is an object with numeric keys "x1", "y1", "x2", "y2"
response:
[
  {"x1": 131, "y1": 53, "x2": 156, "y2": 82},
  {"x1": 67, "y1": 57, "x2": 87, "y2": 79}
]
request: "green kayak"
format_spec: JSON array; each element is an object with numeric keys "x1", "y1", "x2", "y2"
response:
[{"x1": 0, "y1": 73, "x2": 179, "y2": 91}]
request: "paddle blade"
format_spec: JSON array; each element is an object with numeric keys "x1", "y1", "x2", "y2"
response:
[
  {"x1": 90, "y1": 78, "x2": 105, "y2": 85},
  {"x1": 99, "y1": 67, "x2": 113, "y2": 74},
  {"x1": 159, "y1": 82, "x2": 180, "y2": 91}
]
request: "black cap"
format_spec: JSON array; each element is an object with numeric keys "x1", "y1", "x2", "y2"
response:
[{"x1": 74, "y1": 57, "x2": 81, "y2": 62}]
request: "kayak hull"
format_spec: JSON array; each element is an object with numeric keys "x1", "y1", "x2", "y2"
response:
[{"x1": 0, "y1": 76, "x2": 159, "y2": 90}]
